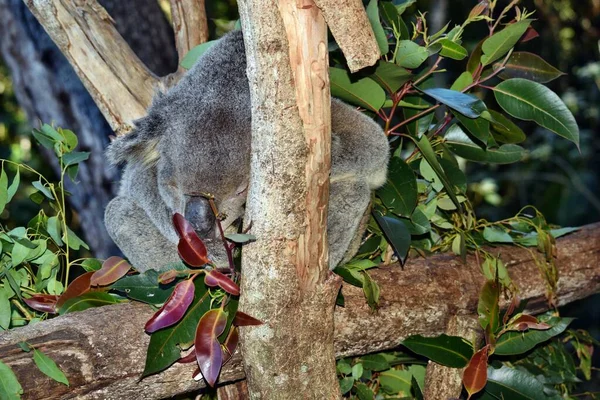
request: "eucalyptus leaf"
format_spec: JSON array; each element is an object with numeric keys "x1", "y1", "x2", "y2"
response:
[
  {"x1": 488, "y1": 110, "x2": 526, "y2": 144},
  {"x1": 377, "y1": 157, "x2": 418, "y2": 217},
  {"x1": 373, "y1": 211, "x2": 411, "y2": 264},
  {"x1": 495, "y1": 52, "x2": 564, "y2": 83},
  {"x1": 33, "y1": 349, "x2": 69, "y2": 386},
  {"x1": 481, "y1": 20, "x2": 531, "y2": 66},
  {"x1": 330, "y1": 67, "x2": 386, "y2": 112},
  {"x1": 495, "y1": 317, "x2": 573, "y2": 355},
  {"x1": 421, "y1": 88, "x2": 486, "y2": 118},
  {"x1": 0, "y1": 360, "x2": 23, "y2": 399},
  {"x1": 395, "y1": 40, "x2": 429, "y2": 69},
  {"x1": 439, "y1": 39, "x2": 468, "y2": 60},
  {"x1": 367, "y1": 0, "x2": 389, "y2": 55},
  {"x1": 445, "y1": 124, "x2": 526, "y2": 164},
  {"x1": 180, "y1": 40, "x2": 217, "y2": 69},
  {"x1": 372, "y1": 61, "x2": 411, "y2": 93},
  {"x1": 402, "y1": 334, "x2": 473, "y2": 367}
]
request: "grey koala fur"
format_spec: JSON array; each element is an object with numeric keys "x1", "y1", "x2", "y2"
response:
[{"x1": 105, "y1": 30, "x2": 389, "y2": 272}]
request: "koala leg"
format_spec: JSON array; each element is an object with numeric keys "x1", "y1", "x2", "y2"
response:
[
  {"x1": 105, "y1": 196, "x2": 183, "y2": 273},
  {"x1": 327, "y1": 178, "x2": 372, "y2": 269}
]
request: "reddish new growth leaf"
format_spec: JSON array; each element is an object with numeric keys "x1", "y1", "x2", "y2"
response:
[
  {"x1": 145, "y1": 279, "x2": 195, "y2": 333},
  {"x1": 55, "y1": 271, "x2": 94, "y2": 309},
  {"x1": 23, "y1": 294, "x2": 59, "y2": 314},
  {"x1": 232, "y1": 311, "x2": 263, "y2": 327},
  {"x1": 195, "y1": 309, "x2": 227, "y2": 386},
  {"x1": 222, "y1": 327, "x2": 239, "y2": 365},
  {"x1": 521, "y1": 26, "x2": 539, "y2": 42},
  {"x1": 509, "y1": 314, "x2": 552, "y2": 332},
  {"x1": 158, "y1": 269, "x2": 179, "y2": 285},
  {"x1": 178, "y1": 348, "x2": 196, "y2": 364},
  {"x1": 91, "y1": 256, "x2": 131, "y2": 286},
  {"x1": 173, "y1": 213, "x2": 210, "y2": 267},
  {"x1": 463, "y1": 345, "x2": 490, "y2": 399},
  {"x1": 204, "y1": 270, "x2": 240, "y2": 296}
]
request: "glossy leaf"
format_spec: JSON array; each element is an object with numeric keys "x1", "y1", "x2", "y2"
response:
[
  {"x1": 33, "y1": 349, "x2": 69, "y2": 386},
  {"x1": 232, "y1": 311, "x2": 263, "y2": 327},
  {"x1": 402, "y1": 334, "x2": 473, "y2": 368},
  {"x1": 91, "y1": 256, "x2": 131, "y2": 286},
  {"x1": 467, "y1": 39, "x2": 484, "y2": 74},
  {"x1": 145, "y1": 279, "x2": 195, "y2": 333},
  {"x1": 480, "y1": 20, "x2": 531, "y2": 66},
  {"x1": 462, "y1": 345, "x2": 490, "y2": 398},
  {"x1": 395, "y1": 40, "x2": 428, "y2": 69},
  {"x1": 173, "y1": 213, "x2": 210, "y2": 267},
  {"x1": 454, "y1": 111, "x2": 490, "y2": 145},
  {"x1": 451, "y1": 71, "x2": 474, "y2": 92},
  {"x1": 372, "y1": 61, "x2": 411, "y2": 93},
  {"x1": 55, "y1": 271, "x2": 94, "y2": 309},
  {"x1": 81, "y1": 258, "x2": 102, "y2": 272},
  {"x1": 222, "y1": 326, "x2": 239, "y2": 364},
  {"x1": 180, "y1": 40, "x2": 217, "y2": 69},
  {"x1": 445, "y1": 124, "x2": 526, "y2": 164},
  {"x1": 379, "y1": 369, "x2": 412, "y2": 395},
  {"x1": 143, "y1": 279, "x2": 210, "y2": 377},
  {"x1": 478, "y1": 281, "x2": 500, "y2": 332},
  {"x1": 506, "y1": 314, "x2": 551, "y2": 332},
  {"x1": 495, "y1": 52, "x2": 564, "y2": 83},
  {"x1": 23, "y1": 294, "x2": 59, "y2": 314},
  {"x1": 421, "y1": 88, "x2": 486, "y2": 118},
  {"x1": 377, "y1": 157, "x2": 417, "y2": 217},
  {"x1": 367, "y1": 0, "x2": 388, "y2": 55},
  {"x1": 521, "y1": 26, "x2": 540, "y2": 43},
  {"x1": 484, "y1": 365, "x2": 561, "y2": 400},
  {"x1": 439, "y1": 39, "x2": 468, "y2": 60},
  {"x1": 494, "y1": 78, "x2": 579, "y2": 147},
  {"x1": 488, "y1": 110, "x2": 526, "y2": 144},
  {"x1": 111, "y1": 268, "x2": 180, "y2": 304},
  {"x1": 204, "y1": 270, "x2": 240, "y2": 295},
  {"x1": 224, "y1": 233, "x2": 256, "y2": 244},
  {"x1": 330, "y1": 67, "x2": 386, "y2": 112},
  {"x1": 495, "y1": 317, "x2": 572, "y2": 355},
  {"x1": 158, "y1": 270, "x2": 180, "y2": 285},
  {"x1": 373, "y1": 211, "x2": 411, "y2": 264},
  {"x1": 0, "y1": 360, "x2": 23, "y2": 400},
  {"x1": 57, "y1": 292, "x2": 121, "y2": 314},
  {"x1": 195, "y1": 308, "x2": 228, "y2": 386},
  {"x1": 402, "y1": 95, "x2": 434, "y2": 136}
]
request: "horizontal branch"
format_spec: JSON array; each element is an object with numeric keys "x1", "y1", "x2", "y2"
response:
[
  {"x1": 1, "y1": 224, "x2": 598, "y2": 399},
  {"x1": 23, "y1": 0, "x2": 161, "y2": 133}
]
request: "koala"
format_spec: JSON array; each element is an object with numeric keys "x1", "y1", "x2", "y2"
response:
[{"x1": 104, "y1": 30, "x2": 389, "y2": 272}]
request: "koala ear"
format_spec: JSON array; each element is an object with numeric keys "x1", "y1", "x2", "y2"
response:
[{"x1": 105, "y1": 113, "x2": 164, "y2": 165}]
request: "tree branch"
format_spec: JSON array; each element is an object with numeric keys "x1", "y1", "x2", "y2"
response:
[
  {"x1": 22, "y1": 0, "x2": 161, "y2": 133},
  {"x1": 1, "y1": 224, "x2": 598, "y2": 399},
  {"x1": 169, "y1": 0, "x2": 209, "y2": 65}
]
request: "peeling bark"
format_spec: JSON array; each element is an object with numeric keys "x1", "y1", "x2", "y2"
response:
[{"x1": 1, "y1": 224, "x2": 597, "y2": 399}]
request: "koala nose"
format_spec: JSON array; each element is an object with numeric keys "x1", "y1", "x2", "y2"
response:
[{"x1": 183, "y1": 195, "x2": 216, "y2": 238}]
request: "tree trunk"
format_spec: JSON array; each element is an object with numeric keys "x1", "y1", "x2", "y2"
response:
[{"x1": 0, "y1": 0, "x2": 177, "y2": 258}]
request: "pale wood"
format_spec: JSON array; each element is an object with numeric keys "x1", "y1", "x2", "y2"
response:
[
  {"x1": 23, "y1": 0, "x2": 161, "y2": 133},
  {"x1": 313, "y1": 0, "x2": 380, "y2": 72},
  {"x1": 169, "y1": 0, "x2": 209, "y2": 64},
  {"x1": 1, "y1": 224, "x2": 597, "y2": 399},
  {"x1": 237, "y1": 0, "x2": 340, "y2": 398}
]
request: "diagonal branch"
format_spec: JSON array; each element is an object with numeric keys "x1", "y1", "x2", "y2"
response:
[
  {"x1": 23, "y1": 0, "x2": 161, "y2": 133},
  {"x1": 169, "y1": 0, "x2": 209, "y2": 65}
]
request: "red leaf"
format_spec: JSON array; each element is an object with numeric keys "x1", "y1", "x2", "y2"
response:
[
  {"x1": 173, "y1": 213, "x2": 210, "y2": 267},
  {"x1": 23, "y1": 295, "x2": 59, "y2": 314},
  {"x1": 145, "y1": 279, "x2": 195, "y2": 333},
  {"x1": 158, "y1": 270, "x2": 179, "y2": 285},
  {"x1": 232, "y1": 311, "x2": 263, "y2": 327},
  {"x1": 91, "y1": 256, "x2": 132, "y2": 286},
  {"x1": 56, "y1": 271, "x2": 94, "y2": 309},
  {"x1": 509, "y1": 314, "x2": 551, "y2": 332},
  {"x1": 222, "y1": 327, "x2": 239, "y2": 365},
  {"x1": 178, "y1": 348, "x2": 196, "y2": 364},
  {"x1": 195, "y1": 309, "x2": 227, "y2": 386},
  {"x1": 192, "y1": 367, "x2": 202, "y2": 381},
  {"x1": 463, "y1": 345, "x2": 490, "y2": 398},
  {"x1": 204, "y1": 270, "x2": 240, "y2": 296},
  {"x1": 521, "y1": 26, "x2": 539, "y2": 43}
]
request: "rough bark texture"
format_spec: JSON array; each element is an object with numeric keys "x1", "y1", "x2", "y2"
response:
[
  {"x1": 237, "y1": 0, "x2": 341, "y2": 398},
  {"x1": 313, "y1": 0, "x2": 380, "y2": 72},
  {"x1": 0, "y1": 0, "x2": 177, "y2": 258},
  {"x1": 1, "y1": 224, "x2": 598, "y2": 399},
  {"x1": 169, "y1": 0, "x2": 209, "y2": 65}
]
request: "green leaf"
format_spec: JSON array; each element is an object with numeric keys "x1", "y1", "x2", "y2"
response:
[
  {"x1": 0, "y1": 167, "x2": 7, "y2": 214},
  {"x1": 337, "y1": 359, "x2": 353, "y2": 375},
  {"x1": 454, "y1": 111, "x2": 490, "y2": 145},
  {"x1": 0, "y1": 290, "x2": 10, "y2": 330},
  {"x1": 143, "y1": 279, "x2": 210, "y2": 377},
  {"x1": 11, "y1": 242, "x2": 31, "y2": 267},
  {"x1": 330, "y1": 67, "x2": 386, "y2": 112},
  {"x1": 379, "y1": 369, "x2": 413, "y2": 395},
  {"x1": 372, "y1": 61, "x2": 411, "y2": 93},
  {"x1": 180, "y1": 40, "x2": 217, "y2": 69},
  {"x1": 481, "y1": 20, "x2": 531, "y2": 66},
  {"x1": 355, "y1": 383, "x2": 375, "y2": 400},
  {"x1": 402, "y1": 95, "x2": 434, "y2": 136},
  {"x1": 81, "y1": 258, "x2": 102, "y2": 272},
  {"x1": 62, "y1": 151, "x2": 90, "y2": 167},
  {"x1": 64, "y1": 226, "x2": 89, "y2": 250},
  {"x1": 40, "y1": 124, "x2": 63, "y2": 141},
  {"x1": 32, "y1": 180, "x2": 54, "y2": 200},
  {"x1": 362, "y1": 272, "x2": 380, "y2": 309},
  {"x1": 57, "y1": 292, "x2": 122, "y2": 314},
  {"x1": 439, "y1": 39, "x2": 468, "y2": 60},
  {"x1": 488, "y1": 110, "x2": 526, "y2": 144},
  {"x1": 483, "y1": 226, "x2": 513, "y2": 243},
  {"x1": 395, "y1": 40, "x2": 428, "y2": 69},
  {"x1": 478, "y1": 281, "x2": 500, "y2": 332},
  {"x1": 515, "y1": 227, "x2": 578, "y2": 247},
  {"x1": 32, "y1": 349, "x2": 69, "y2": 386},
  {"x1": 339, "y1": 377, "x2": 354, "y2": 395},
  {"x1": 495, "y1": 52, "x2": 565, "y2": 83},
  {"x1": 224, "y1": 233, "x2": 256, "y2": 244},
  {"x1": 66, "y1": 164, "x2": 79, "y2": 182},
  {"x1": 484, "y1": 365, "x2": 562, "y2": 400},
  {"x1": 494, "y1": 78, "x2": 579, "y2": 147},
  {"x1": 359, "y1": 354, "x2": 391, "y2": 372},
  {"x1": 32, "y1": 128, "x2": 55, "y2": 149},
  {"x1": 373, "y1": 211, "x2": 411, "y2": 264},
  {"x1": 495, "y1": 317, "x2": 573, "y2": 355},
  {"x1": 351, "y1": 363, "x2": 364, "y2": 381},
  {"x1": 333, "y1": 265, "x2": 365, "y2": 287},
  {"x1": 421, "y1": 88, "x2": 486, "y2": 118},
  {"x1": 112, "y1": 268, "x2": 182, "y2": 304},
  {"x1": 445, "y1": 124, "x2": 526, "y2": 164},
  {"x1": 407, "y1": 207, "x2": 431, "y2": 235},
  {"x1": 450, "y1": 71, "x2": 474, "y2": 92},
  {"x1": 395, "y1": 0, "x2": 416, "y2": 15},
  {"x1": 439, "y1": 158, "x2": 467, "y2": 193},
  {"x1": 6, "y1": 169, "x2": 19, "y2": 204},
  {"x1": 402, "y1": 334, "x2": 473, "y2": 367},
  {"x1": 377, "y1": 157, "x2": 417, "y2": 217},
  {"x1": 46, "y1": 216, "x2": 63, "y2": 246},
  {"x1": 367, "y1": 0, "x2": 388, "y2": 55},
  {"x1": 0, "y1": 360, "x2": 23, "y2": 399},
  {"x1": 58, "y1": 128, "x2": 78, "y2": 150}
]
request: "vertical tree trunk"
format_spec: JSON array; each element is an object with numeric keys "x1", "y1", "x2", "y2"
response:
[
  {"x1": 0, "y1": 0, "x2": 177, "y2": 258},
  {"x1": 237, "y1": 0, "x2": 341, "y2": 397}
]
